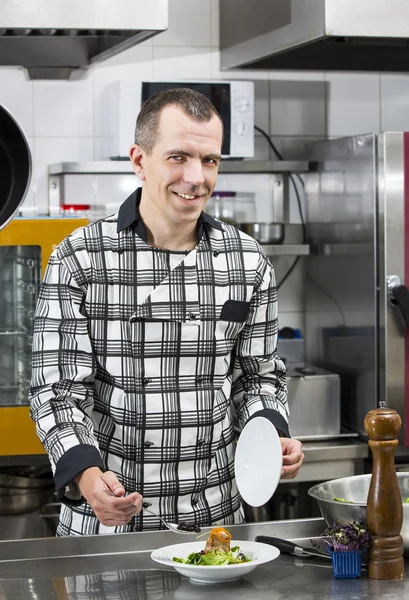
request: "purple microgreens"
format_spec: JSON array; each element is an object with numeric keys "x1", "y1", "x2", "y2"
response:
[{"x1": 311, "y1": 520, "x2": 370, "y2": 553}]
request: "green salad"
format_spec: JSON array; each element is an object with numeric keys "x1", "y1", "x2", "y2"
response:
[
  {"x1": 173, "y1": 546, "x2": 251, "y2": 566},
  {"x1": 333, "y1": 497, "x2": 355, "y2": 503}
]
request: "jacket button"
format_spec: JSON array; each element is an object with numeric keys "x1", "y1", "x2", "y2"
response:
[
  {"x1": 213, "y1": 250, "x2": 220, "y2": 257},
  {"x1": 196, "y1": 376, "x2": 203, "y2": 384},
  {"x1": 144, "y1": 441, "x2": 154, "y2": 448},
  {"x1": 192, "y1": 498, "x2": 199, "y2": 506},
  {"x1": 197, "y1": 439, "x2": 206, "y2": 446},
  {"x1": 142, "y1": 378, "x2": 151, "y2": 385},
  {"x1": 188, "y1": 312, "x2": 197, "y2": 321}
]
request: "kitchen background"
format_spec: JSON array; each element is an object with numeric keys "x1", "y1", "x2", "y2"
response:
[
  {"x1": 3, "y1": 0, "x2": 409, "y2": 336},
  {"x1": 2, "y1": 0, "x2": 409, "y2": 543}
]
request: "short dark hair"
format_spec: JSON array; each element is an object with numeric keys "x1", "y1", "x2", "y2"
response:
[{"x1": 134, "y1": 88, "x2": 223, "y2": 154}]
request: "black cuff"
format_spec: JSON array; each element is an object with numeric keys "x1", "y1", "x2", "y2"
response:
[
  {"x1": 54, "y1": 444, "x2": 104, "y2": 506},
  {"x1": 248, "y1": 409, "x2": 290, "y2": 439}
]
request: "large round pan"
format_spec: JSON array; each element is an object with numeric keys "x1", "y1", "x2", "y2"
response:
[{"x1": 0, "y1": 104, "x2": 32, "y2": 231}]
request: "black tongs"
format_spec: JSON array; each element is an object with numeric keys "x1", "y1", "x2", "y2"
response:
[{"x1": 256, "y1": 535, "x2": 331, "y2": 561}]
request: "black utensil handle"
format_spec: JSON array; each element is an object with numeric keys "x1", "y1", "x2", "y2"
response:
[
  {"x1": 393, "y1": 284, "x2": 409, "y2": 329},
  {"x1": 256, "y1": 535, "x2": 298, "y2": 554}
]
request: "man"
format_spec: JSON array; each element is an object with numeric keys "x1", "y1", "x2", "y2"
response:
[{"x1": 29, "y1": 88, "x2": 304, "y2": 536}]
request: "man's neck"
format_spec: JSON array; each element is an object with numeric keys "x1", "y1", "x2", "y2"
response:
[
  {"x1": 145, "y1": 225, "x2": 198, "y2": 251},
  {"x1": 139, "y1": 199, "x2": 198, "y2": 251}
]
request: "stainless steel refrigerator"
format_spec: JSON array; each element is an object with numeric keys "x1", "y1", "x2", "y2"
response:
[{"x1": 304, "y1": 133, "x2": 409, "y2": 446}]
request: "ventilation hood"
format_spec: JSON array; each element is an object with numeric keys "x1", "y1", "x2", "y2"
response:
[
  {"x1": 0, "y1": 0, "x2": 167, "y2": 80},
  {"x1": 220, "y1": 0, "x2": 409, "y2": 72}
]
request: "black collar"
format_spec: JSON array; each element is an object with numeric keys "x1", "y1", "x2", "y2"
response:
[{"x1": 116, "y1": 188, "x2": 224, "y2": 242}]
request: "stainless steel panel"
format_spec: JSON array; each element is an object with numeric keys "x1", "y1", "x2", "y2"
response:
[
  {"x1": 305, "y1": 132, "x2": 408, "y2": 445},
  {"x1": 304, "y1": 135, "x2": 378, "y2": 439},
  {"x1": 286, "y1": 365, "x2": 340, "y2": 437},
  {"x1": 221, "y1": 0, "x2": 325, "y2": 69},
  {"x1": 220, "y1": 0, "x2": 409, "y2": 71},
  {"x1": 378, "y1": 133, "x2": 406, "y2": 441},
  {"x1": 220, "y1": 0, "x2": 292, "y2": 49},
  {"x1": 0, "y1": 0, "x2": 168, "y2": 29},
  {"x1": 0, "y1": 0, "x2": 168, "y2": 79}
]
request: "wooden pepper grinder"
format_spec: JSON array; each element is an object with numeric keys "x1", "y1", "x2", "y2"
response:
[{"x1": 364, "y1": 407, "x2": 404, "y2": 580}]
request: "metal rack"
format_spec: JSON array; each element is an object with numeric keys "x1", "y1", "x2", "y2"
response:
[
  {"x1": 263, "y1": 244, "x2": 309, "y2": 256},
  {"x1": 48, "y1": 160, "x2": 311, "y2": 175},
  {"x1": 48, "y1": 160, "x2": 311, "y2": 256}
]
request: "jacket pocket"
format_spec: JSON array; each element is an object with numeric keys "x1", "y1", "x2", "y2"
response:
[{"x1": 219, "y1": 299, "x2": 251, "y2": 322}]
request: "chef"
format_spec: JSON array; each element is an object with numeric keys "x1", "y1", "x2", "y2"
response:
[{"x1": 29, "y1": 88, "x2": 304, "y2": 536}]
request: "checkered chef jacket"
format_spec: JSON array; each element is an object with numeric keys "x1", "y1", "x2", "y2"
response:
[{"x1": 29, "y1": 188, "x2": 289, "y2": 536}]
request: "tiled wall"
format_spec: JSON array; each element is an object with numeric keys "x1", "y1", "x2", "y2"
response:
[{"x1": 2, "y1": 0, "x2": 409, "y2": 333}]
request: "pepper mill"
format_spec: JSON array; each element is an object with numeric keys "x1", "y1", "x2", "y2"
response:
[{"x1": 364, "y1": 407, "x2": 404, "y2": 580}]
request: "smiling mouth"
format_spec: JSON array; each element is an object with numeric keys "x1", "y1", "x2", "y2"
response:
[{"x1": 173, "y1": 191, "x2": 201, "y2": 201}]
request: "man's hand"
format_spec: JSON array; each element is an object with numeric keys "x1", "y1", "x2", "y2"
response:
[
  {"x1": 76, "y1": 467, "x2": 143, "y2": 527},
  {"x1": 280, "y1": 438, "x2": 304, "y2": 479}
]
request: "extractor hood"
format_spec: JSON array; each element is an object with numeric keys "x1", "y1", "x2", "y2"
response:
[
  {"x1": 0, "y1": 0, "x2": 167, "y2": 80},
  {"x1": 220, "y1": 0, "x2": 409, "y2": 72}
]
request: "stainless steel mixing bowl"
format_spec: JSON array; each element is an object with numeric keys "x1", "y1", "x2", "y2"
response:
[
  {"x1": 308, "y1": 473, "x2": 409, "y2": 552},
  {"x1": 0, "y1": 472, "x2": 53, "y2": 490},
  {"x1": 0, "y1": 486, "x2": 55, "y2": 515},
  {"x1": 238, "y1": 222, "x2": 285, "y2": 244}
]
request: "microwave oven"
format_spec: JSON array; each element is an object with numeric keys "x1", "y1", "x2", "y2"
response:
[{"x1": 101, "y1": 80, "x2": 255, "y2": 160}]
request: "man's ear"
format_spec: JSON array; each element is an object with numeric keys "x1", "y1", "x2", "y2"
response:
[{"x1": 129, "y1": 144, "x2": 146, "y2": 181}]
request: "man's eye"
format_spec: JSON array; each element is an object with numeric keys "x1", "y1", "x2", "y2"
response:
[
  {"x1": 169, "y1": 156, "x2": 184, "y2": 162},
  {"x1": 204, "y1": 158, "x2": 216, "y2": 165}
]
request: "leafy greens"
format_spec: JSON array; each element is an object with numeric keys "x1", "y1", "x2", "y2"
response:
[{"x1": 173, "y1": 546, "x2": 251, "y2": 566}]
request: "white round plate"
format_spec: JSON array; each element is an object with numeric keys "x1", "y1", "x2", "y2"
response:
[
  {"x1": 235, "y1": 416, "x2": 283, "y2": 507},
  {"x1": 150, "y1": 540, "x2": 279, "y2": 584}
]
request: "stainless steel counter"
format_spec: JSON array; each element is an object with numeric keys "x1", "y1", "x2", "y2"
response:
[{"x1": 0, "y1": 518, "x2": 406, "y2": 599}]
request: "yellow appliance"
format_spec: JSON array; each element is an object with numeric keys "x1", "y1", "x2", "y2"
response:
[{"x1": 0, "y1": 217, "x2": 88, "y2": 458}]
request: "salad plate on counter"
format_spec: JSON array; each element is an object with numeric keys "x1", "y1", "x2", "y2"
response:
[{"x1": 150, "y1": 538, "x2": 279, "y2": 584}]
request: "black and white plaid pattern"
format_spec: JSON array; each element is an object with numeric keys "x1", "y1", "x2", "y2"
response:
[{"x1": 29, "y1": 195, "x2": 288, "y2": 536}]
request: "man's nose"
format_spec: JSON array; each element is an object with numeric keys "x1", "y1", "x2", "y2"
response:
[{"x1": 183, "y1": 160, "x2": 205, "y2": 186}]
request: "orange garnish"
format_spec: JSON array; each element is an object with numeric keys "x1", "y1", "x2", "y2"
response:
[{"x1": 209, "y1": 527, "x2": 232, "y2": 542}]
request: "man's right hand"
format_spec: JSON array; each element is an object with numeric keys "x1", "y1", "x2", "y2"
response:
[{"x1": 76, "y1": 467, "x2": 143, "y2": 527}]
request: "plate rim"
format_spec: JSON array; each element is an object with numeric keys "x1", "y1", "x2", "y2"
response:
[{"x1": 235, "y1": 415, "x2": 283, "y2": 507}]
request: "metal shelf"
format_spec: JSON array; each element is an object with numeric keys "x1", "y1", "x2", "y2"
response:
[
  {"x1": 49, "y1": 162, "x2": 132, "y2": 175},
  {"x1": 312, "y1": 242, "x2": 373, "y2": 256},
  {"x1": 262, "y1": 244, "x2": 310, "y2": 256},
  {"x1": 0, "y1": 330, "x2": 25, "y2": 336},
  {"x1": 218, "y1": 160, "x2": 310, "y2": 174},
  {"x1": 48, "y1": 159, "x2": 310, "y2": 176}
]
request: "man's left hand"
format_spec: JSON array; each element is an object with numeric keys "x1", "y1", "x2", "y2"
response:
[{"x1": 280, "y1": 438, "x2": 304, "y2": 479}]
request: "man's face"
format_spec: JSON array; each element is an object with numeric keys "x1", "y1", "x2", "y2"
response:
[{"x1": 130, "y1": 105, "x2": 223, "y2": 227}]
